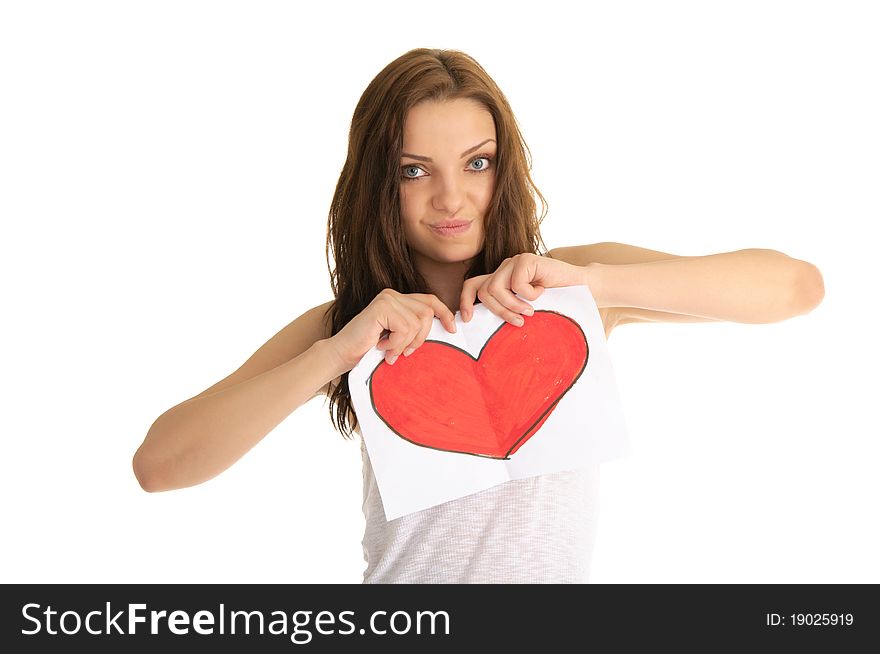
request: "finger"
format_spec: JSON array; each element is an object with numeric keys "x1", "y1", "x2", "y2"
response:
[
  {"x1": 385, "y1": 300, "x2": 442, "y2": 364},
  {"x1": 509, "y1": 258, "x2": 544, "y2": 303},
  {"x1": 375, "y1": 296, "x2": 411, "y2": 353},
  {"x1": 490, "y1": 282, "x2": 535, "y2": 316},
  {"x1": 510, "y1": 281, "x2": 542, "y2": 302},
  {"x1": 384, "y1": 331, "x2": 414, "y2": 364},
  {"x1": 478, "y1": 286, "x2": 525, "y2": 326},
  {"x1": 484, "y1": 265, "x2": 533, "y2": 318},
  {"x1": 402, "y1": 311, "x2": 435, "y2": 358},
  {"x1": 375, "y1": 328, "x2": 392, "y2": 350},
  {"x1": 398, "y1": 302, "x2": 434, "y2": 356},
  {"x1": 382, "y1": 313, "x2": 420, "y2": 365},
  {"x1": 412, "y1": 293, "x2": 456, "y2": 334},
  {"x1": 460, "y1": 278, "x2": 484, "y2": 323},
  {"x1": 458, "y1": 281, "x2": 474, "y2": 323},
  {"x1": 503, "y1": 259, "x2": 540, "y2": 312}
]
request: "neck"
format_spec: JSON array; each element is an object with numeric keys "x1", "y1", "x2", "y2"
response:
[{"x1": 414, "y1": 254, "x2": 473, "y2": 315}]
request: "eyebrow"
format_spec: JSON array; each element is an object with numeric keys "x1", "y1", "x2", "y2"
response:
[{"x1": 401, "y1": 138, "x2": 496, "y2": 162}]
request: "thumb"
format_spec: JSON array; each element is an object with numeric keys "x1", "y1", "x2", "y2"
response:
[
  {"x1": 516, "y1": 284, "x2": 545, "y2": 300},
  {"x1": 459, "y1": 282, "x2": 477, "y2": 322}
]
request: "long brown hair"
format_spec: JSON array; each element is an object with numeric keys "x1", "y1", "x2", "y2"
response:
[{"x1": 322, "y1": 47, "x2": 551, "y2": 439}]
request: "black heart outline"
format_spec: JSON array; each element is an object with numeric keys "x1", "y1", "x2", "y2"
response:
[{"x1": 366, "y1": 309, "x2": 590, "y2": 459}]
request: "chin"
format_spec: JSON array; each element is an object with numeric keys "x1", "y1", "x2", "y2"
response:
[
  {"x1": 433, "y1": 250, "x2": 477, "y2": 263},
  {"x1": 416, "y1": 243, "x2": 480, "y2": 265}
]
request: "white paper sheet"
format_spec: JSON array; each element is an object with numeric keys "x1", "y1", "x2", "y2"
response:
[{"x1": 348, "y1": 284, "x2": 632, "y2": 521}]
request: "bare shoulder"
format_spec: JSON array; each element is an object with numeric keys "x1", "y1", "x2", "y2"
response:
[{"x1": 181, "y1": 299, "x2": 337, "y2": 406}]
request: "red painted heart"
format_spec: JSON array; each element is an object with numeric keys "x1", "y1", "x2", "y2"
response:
[{"x1": 368, "y1": 310, "x2": 589, "y2": 459}]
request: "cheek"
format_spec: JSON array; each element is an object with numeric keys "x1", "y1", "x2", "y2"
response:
[
  {"x1": 398, "y1": 201, "x2": 421, "y2": 242},
  {"x1": 399, "y1": 194, "x2": 418, "y2": 225},
  {"x1": 477, "y1": 178, "x2": 495, "y2": 209},
  {"x1": 399, "y1": 185, "x2": 419, "y2": 213}
]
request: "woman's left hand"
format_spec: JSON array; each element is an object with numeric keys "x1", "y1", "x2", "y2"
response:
[{"x1": 458, "y1": 253, "x2": 587, "y2": 324}]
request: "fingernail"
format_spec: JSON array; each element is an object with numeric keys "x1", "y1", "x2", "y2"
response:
[
  {"x1": 403, "y1": 347, "x2": 415, "y2": 357},
  {"x1": 523, "y1": 307, "x2": 534, "y2": 316},
  {"x1": 387, "y1": 354, "x2": 399, "y2": 365},
  {"x1": 513, "y1": 316, "x2": 524, "y2": 326}
]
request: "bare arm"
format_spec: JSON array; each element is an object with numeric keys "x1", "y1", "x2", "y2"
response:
[
  {"x1": 549, "y1": 243, "x2": 824, "y2": 327},
  {"x1": 133, "y1": 338, "x2": 347, "y2": 492},
  {"x1": 583, "y1": 248, "x2": 824, "y2": 324},
  {"x1": 132, "y1": 301, "x2": 347, "y2": 492}
]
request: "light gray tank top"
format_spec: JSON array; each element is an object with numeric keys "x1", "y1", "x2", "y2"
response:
[{"x1": 359, "y1": 433, "x2": 602, "y2": 584}]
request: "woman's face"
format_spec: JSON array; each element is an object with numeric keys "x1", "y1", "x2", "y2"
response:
[{"x1": 399, "y1": 98, "x2": 497, "y2": 269}]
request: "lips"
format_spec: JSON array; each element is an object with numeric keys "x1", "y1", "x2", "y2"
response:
[{"x1": 429, "y1": 220, "x2": 473, "y2": 237}]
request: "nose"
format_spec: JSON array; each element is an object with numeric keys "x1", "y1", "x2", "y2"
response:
[{"x1": 431, "y1": 175, "x2": 467, "y2": 214}]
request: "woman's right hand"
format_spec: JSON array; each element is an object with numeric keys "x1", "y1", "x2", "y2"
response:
[{"x1": 327, "y1": 289, "x2": 458, "y2": 371}]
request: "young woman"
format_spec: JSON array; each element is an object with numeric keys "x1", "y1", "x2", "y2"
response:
[{"x1": 132, "y1": 48, "x2": 825, "y2": 583}]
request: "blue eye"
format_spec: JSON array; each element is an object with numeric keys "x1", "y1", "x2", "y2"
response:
[{"x1": 400, "y1": 155, "x2": 494, "y2": 182}]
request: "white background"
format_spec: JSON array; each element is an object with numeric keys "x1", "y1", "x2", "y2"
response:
[{"x1": 1, "y1": 0, "x2": 876, "y2": 584}]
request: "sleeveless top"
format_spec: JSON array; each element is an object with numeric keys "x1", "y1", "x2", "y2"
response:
[{"x1": 358, "y1": 432, "x2": 602, "y2": 584}]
